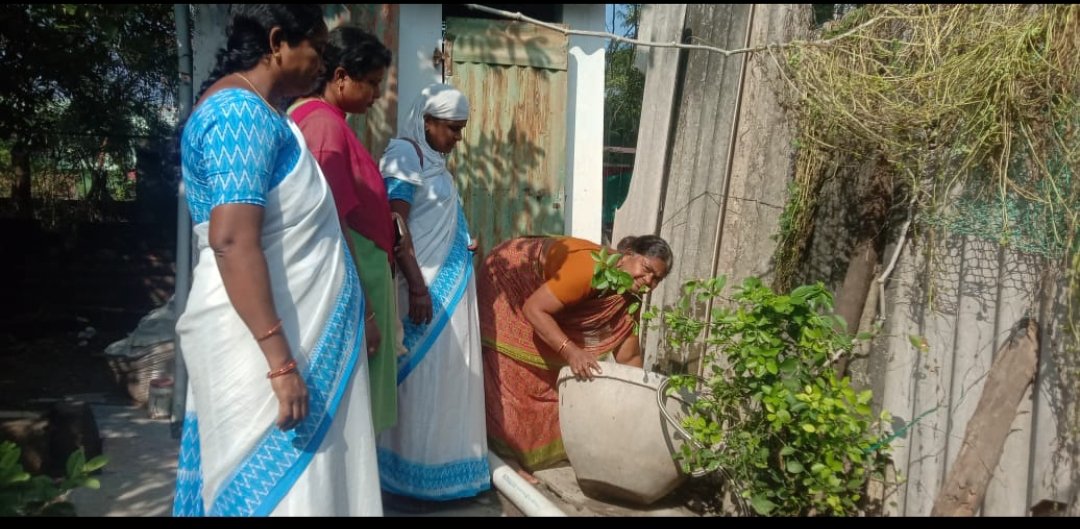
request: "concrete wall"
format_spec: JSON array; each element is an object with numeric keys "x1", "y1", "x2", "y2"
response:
[
  {"x1": 611, "y1": 4, "x2": 688, "y2": 247},
  {"x1": 562, "y1": 4, "x2": 606, "y2": 242},
  {"x1": 395, "y1": 4, "x2": 443, "y2": 132},
  {"x1": 867, "y1": 235, "x2": 1077, "y2": 515},
  {"x1": 614, "y1": 5, "x2": 808, "y2": 372},
  {"x1": 712, "y1": 4, "x2": 807, "y2": 287}
]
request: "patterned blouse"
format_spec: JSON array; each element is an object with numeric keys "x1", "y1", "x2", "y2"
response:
[{"x1": 180, "y1": 88, "x2": 300, "y2": 224}]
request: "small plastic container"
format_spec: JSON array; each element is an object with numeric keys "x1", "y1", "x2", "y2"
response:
[{"x1": 147, "y1": 377, "x2": 175, "y2": 419}]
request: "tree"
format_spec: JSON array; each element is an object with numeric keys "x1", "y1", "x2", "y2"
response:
[
  {"x1": 0, "y1": 4, "x2": 176, "y2": 216},
  {"x1": 604, "y1": 4, "x2": 644, "y2": 154}
]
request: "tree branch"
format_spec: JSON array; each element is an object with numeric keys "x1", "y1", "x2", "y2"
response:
[
  {"x1": 876, "y1": 194, "x2": 918, "y2": 322},
  {"x1": 465, "y1": 4, "x2": 883, "y2": 57}
]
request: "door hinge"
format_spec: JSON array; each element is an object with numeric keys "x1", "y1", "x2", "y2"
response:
[{"x1": 433, "y1": 40, "x2": 453, "y2": 78}]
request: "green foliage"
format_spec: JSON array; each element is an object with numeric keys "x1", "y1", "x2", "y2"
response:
[
  {"x1": 774, "y1": 5, "x2": 1080, "y2": 289},
  {"x1": 0, "y1": 4, "x2": 177, "y2": 135},
  {"x1": 591, "y1": 247, "x2": 634, "y2": 295},
  {"x1": 0, "y1": 441, "x2": 108, "y2": 517},
  {"x1": 0, "y1": 4, "x2": 177, "y2": 207},
  {"x1": 773, "y1": 181, "x2": 800, "y2": 245},
  {"x1": 644, "y1": 277, "x2": 894, "y2": 516},
  {"x1": 591, "y1": 248, "x2": 646, "y2": 333}
]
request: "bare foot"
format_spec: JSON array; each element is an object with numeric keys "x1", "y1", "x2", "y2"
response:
[
  {"x1": 502, "y1": 458, "x2": 542, "y2": 484},
  {"x1": 516, "y1": 467, "x2": 541, "y2": 485}
]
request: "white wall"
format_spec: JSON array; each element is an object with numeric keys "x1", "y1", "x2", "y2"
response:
[
  {"x1": 562, "y1": 4, "x2": 607, "y2": 242},
  {"x1": 396, "y1": 4, "x2": 444, "y2": 132}
]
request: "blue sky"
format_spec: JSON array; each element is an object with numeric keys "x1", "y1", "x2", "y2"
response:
[{"x1": 605, "y1": 4, "x2": 630, "y2": 38}]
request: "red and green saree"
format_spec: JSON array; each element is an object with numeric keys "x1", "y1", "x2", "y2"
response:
[{"x1": 477, "y1": 236, "x2": 635, "y2": 471}]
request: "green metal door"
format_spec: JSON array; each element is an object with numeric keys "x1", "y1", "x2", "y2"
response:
[{"x1": 444, "y1": 17, "x2": 568, "y2": 250}]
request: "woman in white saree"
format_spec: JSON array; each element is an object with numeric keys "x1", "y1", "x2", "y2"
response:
[
  {"x1": 376, "y1": 84, "x2": 491, "y2": 502},
  {"x1": 171, "y1": 5, "x2": 381, "y2": 516}
]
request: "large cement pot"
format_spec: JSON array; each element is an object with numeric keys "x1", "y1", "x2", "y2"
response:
[{"x1": 557, "y1": 362, "x2": 693, "y2": 505}]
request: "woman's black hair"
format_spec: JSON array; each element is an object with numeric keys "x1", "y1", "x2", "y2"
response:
[
  {"x1": 617, "y1": 235, "x2": 674, "y2": 271},
  {"x1": 197, "y1": 4, "x2": 326, "y2": 98},
  {"x1": 310, "y1": 25, "x2": 392, "y2": 94}
]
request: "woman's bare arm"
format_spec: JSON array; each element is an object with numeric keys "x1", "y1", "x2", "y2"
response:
[
  {"x1": 340, "y1": 223, "x2": 380, "y2": 356},
  {"x1": 389, "y1": 200, "x2": 432, "y2": 324},
  {"x1": 613, "y1": 333, "x2": 644, "y2": 367},
  {"x1": 523, "y1": 285, "x2": 602, "y2": 380},
  {"x1": 208, "y1": 203, "x2": 308, "y2": 431}
]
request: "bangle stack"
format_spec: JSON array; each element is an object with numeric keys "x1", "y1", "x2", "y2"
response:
[
  {"x1": 267, "y1": 359, "x2": 298, "y2": 379},
  {"x1": 556, "y1": 337, "x2": 572, "y2": 356}
]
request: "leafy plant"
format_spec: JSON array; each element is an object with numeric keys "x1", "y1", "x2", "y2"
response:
[
  {"x1": 590, "y1": 248, "x2": 647, "y2": 333},
  {"x1": 0, "y1": 441, "x2": 108, "y2": 516},
  {"x1": 644, "y1": 277, "x2": 894, "y2": 516},
  {"x1": 0, "y1": 4, "x2": 177, "y2": 217}
]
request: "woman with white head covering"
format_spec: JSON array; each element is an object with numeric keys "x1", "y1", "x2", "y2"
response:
[{"x1": 376, "y1": 83, "x2": 491, "y2": 503}]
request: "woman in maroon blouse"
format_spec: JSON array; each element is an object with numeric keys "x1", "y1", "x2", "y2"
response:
[{"x1": 288, "y1": 26, "x2": 400, "y2": 434}]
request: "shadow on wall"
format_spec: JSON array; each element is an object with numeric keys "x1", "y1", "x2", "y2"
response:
[
  {"x1": 861, "y1": 226, "x2": 1078, "y2": 515},
  {"x1": 1025, "y1": 255, "x2": 1078, "y2": 516},
  {"x1": 442, "y1": 16, "x2": 569, "y2": 250},
  {"x1": 451, "y1": 124, "x2": 559, "y2": 251}
]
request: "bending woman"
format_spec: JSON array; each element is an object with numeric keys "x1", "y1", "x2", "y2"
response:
[
  {"x1": 477, "y1": 235, "x2": 672, "y2": 473},
  {"x1": 375, "y1": 83, "x2": 491, "y2": 501},
  {"x1": 172, "y1": 5, "x2": 381, "y2": 516}
]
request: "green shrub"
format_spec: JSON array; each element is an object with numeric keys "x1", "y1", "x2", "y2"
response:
[
  {"x1": 644, "y1": 277, "x2": 894, "y2": 516},
  {"x1": 0, "y1": 441, "x2": 108, "y2": 516}
]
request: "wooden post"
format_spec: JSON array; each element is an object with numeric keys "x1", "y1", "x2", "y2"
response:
[{"x1": 930, "y1": 318, "x2": 1039, "y2": 516}]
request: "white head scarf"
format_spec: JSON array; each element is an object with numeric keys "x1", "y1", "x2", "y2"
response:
[{"x1": 401, "y1": 83, "x2": 470, "y2": 178}]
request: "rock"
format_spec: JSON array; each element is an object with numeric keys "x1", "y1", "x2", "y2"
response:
[
  {"x1": 46, "y1": 400, "x2": 103, "y2": 477},
  {"x1": 0, "y1": 411, "x2": 51, "y2": 475}
]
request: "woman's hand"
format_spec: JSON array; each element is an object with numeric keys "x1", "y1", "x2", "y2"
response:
[
  {"x1": 209, "y1": 204, "x2": 309, "y2": 430},
  {"x1": 565, "y1": 346, "x2": 602, "y2": 381},
  {"x1": 390, "y1": 200, "x2": 431, "y2": 325},
  {"x1": 270, "y1": 370, "x2": 309, "y2": 431},
  {"x1": 468, "y1": 236, "x2": 482, "y2": 267},
  {"x1": 365, "y1": 313, "x2": 381, "y2": 357},
  {"x1": 522, "y1": 285, "x2": 602, "y2": 380},
  {"x1": 409, "y1": 287, "x2": 433, "y2": 324}
]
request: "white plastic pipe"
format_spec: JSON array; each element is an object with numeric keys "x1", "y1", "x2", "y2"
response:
[{"x1": 487, "y1": 453, "x2": 566, "y2": 517}]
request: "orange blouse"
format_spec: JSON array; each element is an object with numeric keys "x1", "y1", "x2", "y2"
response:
[{"x1": 542, "y1": 237, "x2": 603, "y2": 305}]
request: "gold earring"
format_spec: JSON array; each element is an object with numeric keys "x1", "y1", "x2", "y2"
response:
[{"x1": 274, "y1": 53, "x2": 282, "y2": 64}]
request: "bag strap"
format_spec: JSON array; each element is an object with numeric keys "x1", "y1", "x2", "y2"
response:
[{"x1": 399, "y1": 137, "x2": 424, "y2": 170}]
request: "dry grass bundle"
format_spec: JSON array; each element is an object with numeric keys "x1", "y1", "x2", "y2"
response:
[{"x1": 773, "y1": 4, "x2": 1080, "y2": 288}]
